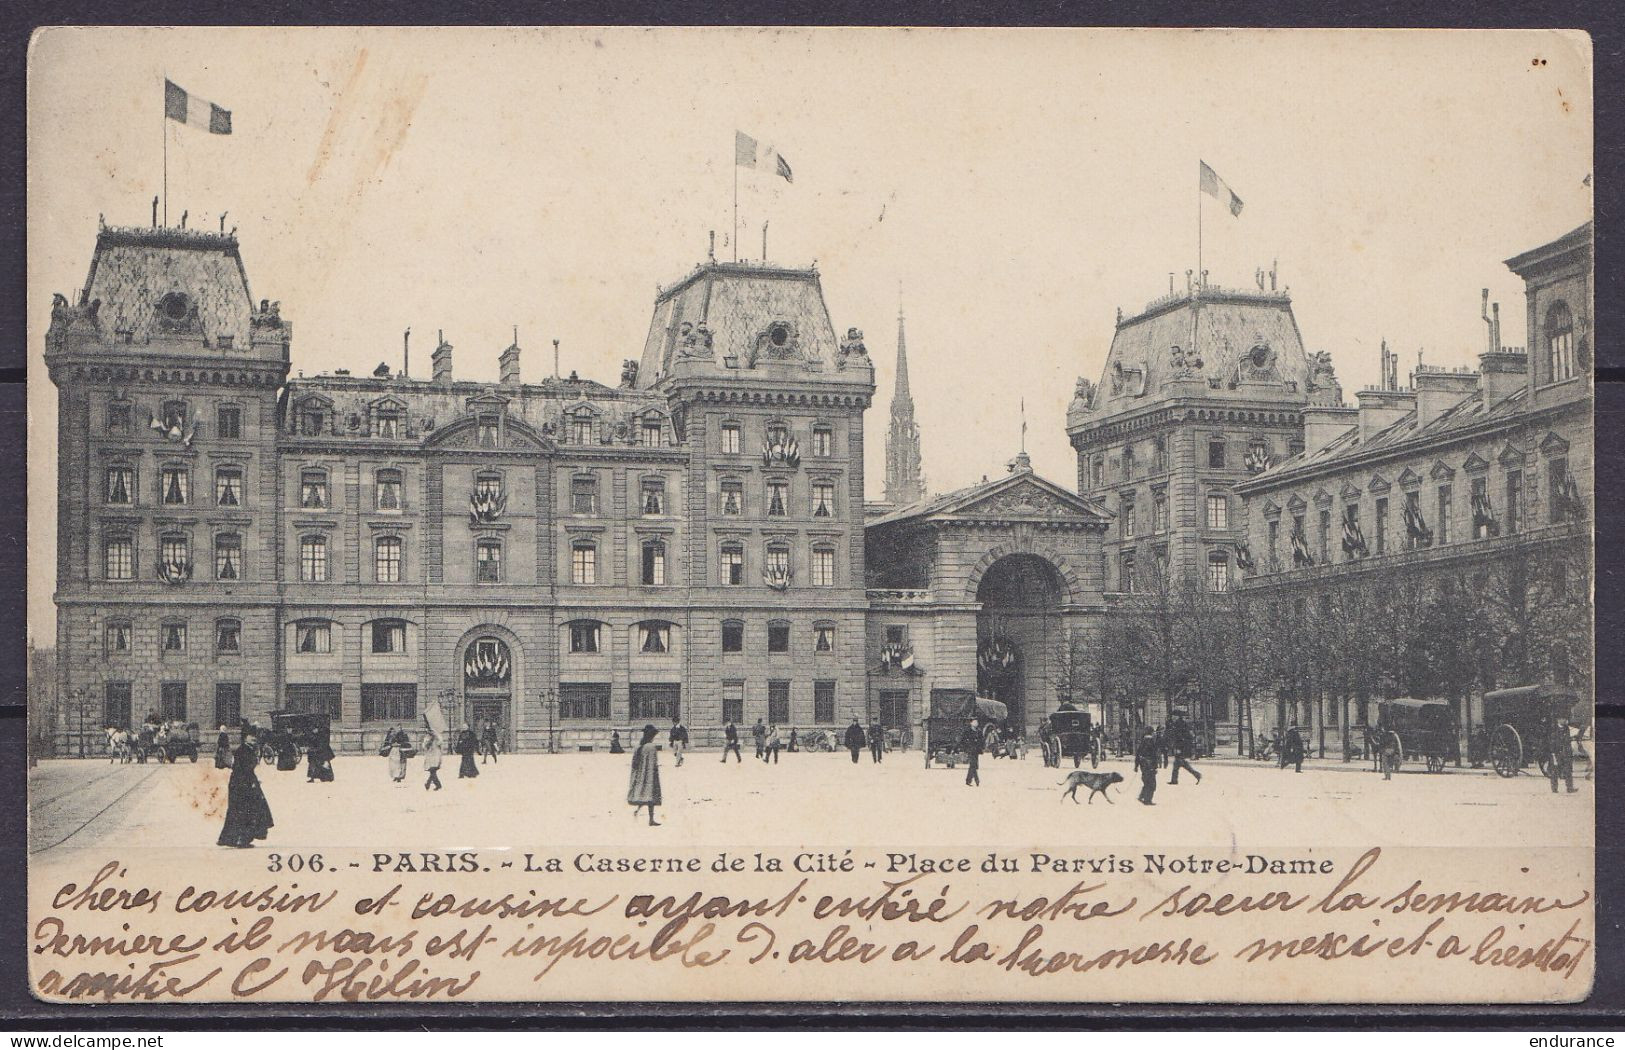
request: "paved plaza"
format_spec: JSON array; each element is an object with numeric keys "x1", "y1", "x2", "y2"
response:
[{"x1": 30, "y1": 746, "x2": 1591, "y2": 858}]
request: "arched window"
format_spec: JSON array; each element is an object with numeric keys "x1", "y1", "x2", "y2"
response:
[
  {"x1": 214, "y1": 532, "x2": 241, "y2": 580},
  {"x1": 104, "y1": 619, "x2": 132, "y2": 655},
  {"x1": 299, "y1": 534, "x2": 328, "y2": 582},
  {"x1": 566, "y1": 619, "x2": 603, "y2": 654},
  {"x1": 375, "y1": 535, "x2": 403, "y2": 582},
  {"x1": 636, "y1": 620, "x2": 672, "y2": 654},
  {"x1": 1545, "y1": 301, "x2": 1575, "y2": 384},
  {"x1": 294, "y1": 619, "x2": 332, "y2": 654},
  {"x1": 721, "y1": 619, "x2": 745, "y2": 653},
  {"x1": 814, "y1": 621, "x2": 836, "y2": 653},
  {"x1": 215, "y1": 618, "x2": 241, "y2": 654},
  {"x1": 641, "y1": 539, "x2": 667, "y2": 586},
  {"x1": 370, "y1": 619, "x2": 407, "y2": 654}
]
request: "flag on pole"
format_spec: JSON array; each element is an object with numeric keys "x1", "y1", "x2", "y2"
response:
[
  {"x1": 1199, "y1": 160, "x2": 1243, "y2": 216},
  {"x1": 165, "y1": 79, "x2": 232, "y2": 135},
  {"x1": 736, "y1": 131, "x2": 792, "y2": 183}
]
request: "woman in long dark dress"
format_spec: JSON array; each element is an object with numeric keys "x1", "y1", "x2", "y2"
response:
[
  {"x1": 218, "y1": 726, "x2": 274, "y2": 848},
  {"x1": 455, "y1": 726, "x2": 480, "y2": 779},
  {"x1": 213, "y1": 725, "x2": 232, "y2": 769},
  {"x1": 305, "y1": 726, "x2": 335, "y2": 783},
  {"x1": 627, "y1": 724, "x2": 662, "y2": 826}
]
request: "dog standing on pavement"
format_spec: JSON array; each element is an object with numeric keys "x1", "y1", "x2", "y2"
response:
[{"x1": 1060, "y1": 769, "x2": 1124, "y2": 804}]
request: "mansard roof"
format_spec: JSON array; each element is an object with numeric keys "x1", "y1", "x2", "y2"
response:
[{"x1": 79, "y1": 225, "x2": 257, "y2": 350}]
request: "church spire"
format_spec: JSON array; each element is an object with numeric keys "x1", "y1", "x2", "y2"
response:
[{"x1": 885, "y1": 297, "x2": 925, "y2": 505}]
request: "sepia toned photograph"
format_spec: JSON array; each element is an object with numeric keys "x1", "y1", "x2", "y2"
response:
[{"x1": 24, "y1": 26, "x2": 1594, "y2": 1005}]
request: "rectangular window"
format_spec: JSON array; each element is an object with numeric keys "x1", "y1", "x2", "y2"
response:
[
  {"x1": 215, "y1": 619, "x2": 241, "y2": 654},
  {"x1": 1344, "y1": 504, "x2": 1361, "y2": 559},
  {"x1": 812, "y1": 481, "x2": 836, "y2": 518},
  {"x1": 722, "y1": 681, "x2": 745, "y2": 725},
  {"x1": 106, "y1": 466, "x2": 134, "y2": 505},
  {"x1": 766, "y1": 479, "x2": 789, "y2": 517},
  {"x1": 768, "y1": 680, "x2": 790, "y2": 724},
  {"x1": 1375, "y1": 497, "x2": 1388, "y2": 554},
  {"x1": 216, "y1": 405, "x2": 242, "y2": 440},
  {"x1": 161, "y1": 622, "x2": 187, "y2": 652},
  {"x1": 295, "y1": 622, "x2": 331, "y2": 654},
  {"x1": 1404, "y1": 491, "x2": 1422, "y2": 550},
  {"x1": 1548, "y1": 459, "x2": 1568, "y2": 523},
  {"x1": 1267, "y1": 518, "x2": 1279, "y2": 568},
  {"x1": 641, "y1": 420, "x2": 663, "y2": 448},
  {"x1": 104, "y1": 682, "x2": 132, "y2": 728},
  {"x1": 1318, "y1": 509, "x2": 1331, "y2": 562},
  {"x1": 477, "y1": 417, "x2": 499, "y2": 448},
  {"x1": 214, "y1": 533, "x2": 241, "y2": 580},
  {"x1": 1121, "y1": 499, "x2": 1135, "y2": 539},
  {"x1": 287, "y1": 683, "x2": 343, "y2": 719},
  {"x1": 1208, "y1": 439, "x2": 1226, "y2": 470},
  {"x1": 105, "y1": 537, "x2": 133, "y2": 580},
  {"x1": 375, "y1": 410, "x2": 401, "y2": 439},
  {"x1": 372, "y1": 620, "x2": 406, "y2": 654},
  {"x1": 300, "y1": 471, "x2": 328, "y2": 509},
  {"x1": 105, "y1": 620, "x2": 131, "y2": 655},
  {"x1": 299, "y1": 536, "x2": 327, "y2": 582},
  {"x1": 560, "y1": 682, "x2": 611, "y2": 720},
  {"x1": 1208, "y1": 556, "x2": 1229, "y2": 592},
  {"x1": 375, "y1": 536, "x2": 402, "y2": 583},
  {"x1": 885, "y1": 625, "x2": 907, "y2": 646},
  {"x1": 570, "y1": 418, "x2": 595, "y2": 444},
  {"x1": 1471, "y1": 476, "x2": 1491, "y2": 539},
  {"x1": 1091, "y1": 457, "x2": 1103, "y2": 488},
  {"x1": 474, "y1": 474, "x2": 502, "y2": 501},
  {"x1": 814, "y1": 681, "x2": 836, "y2": 723},
  {"x1": 629, "y1": 683, "x2": 680, "y2": 722},
  {"x1": 813, "y1": 427, "x2": 833, "y2": 457},
  {"x1": 215, "y1": 467, "x2": 243, "y2": 507},
  {"x1": 766, "y1": 545, "x2": 790, "y2": 580},
  {"x1": 721, "y1": 423, "x2": 742, "y2": 455},
  {"x1": 720, "y1": 480, "x2": 743, "y2": 516},
  {"x1": 641, "y1": 479, "x2": 666, "y2": 515},
  {"x1": 767, "y1": 622, "x2": 790, "y2": 653},
  {"x1": 641, "y1": 542, "x2": 666, "y2": 586},
  {"x1": 721, "y1": 620, "x2": 745, "y2": 653},
  {"x1": 638, "y1": 622, "x2": 671, "y2": 654},
  {"x1": 571, "y1": 542, "x2": 597, "y2": 585},
  {"x1": 1438, "y1": 485, "x2": 1453, "y2": 544},
  {"x1": 1120, "y1": 552, "x2": 1136, "y2": 593},
  {"x1": 160, "y1": 466, "x2": 189, "y2": 505},
  {"x1": 214, "y1": 683, "x2": 242, "y2": 727},
  {"x1": 879, "y1": 689, "x2": 910, "y2": 728},
  {"x1": 722, "y1": 546, "x2": 744, "y2": 585},
  {"x1": 570, "y1": 477, "x2": 598, "y2": 514},
  {"x1": 476, "y1": 540, "x2": 503, "y2": 583},
  {"x1": 160, "y1": 536, "x2": 189, "y2": 576},
  {"x1": 1206, "y1": 493, "x2": 1229, "y2": 530},
  {"x1": 106, "y1": 403, "x2": 132, "y2": 434},
  {"x1": 812, "y1": 548, "x2": 835, "y2": 587},
  {"x1": 569, "y1": 622, "x2": 601, "y2": 653},
  {"x1": 1507, "y1": 471, "x2": 1523, "y2": 534},
  {"x1": 815, "y1": 625, "x2": 835, "y2": 653},
  {"x1": 1153, "y1": 491, "x2": 1168, "y2": 532},
  {"x1": 360, "y1": 683, "x2": 416, "y2": 722},
  {"x1": 159, "y1": 682, "x2": 187, "y2": 722},
  {"x1": 300, "y1": 408, "x2": 326, "y2": 436},
  {"x1": 376, "y1": 471, "x2": 402, "y2": 511}
]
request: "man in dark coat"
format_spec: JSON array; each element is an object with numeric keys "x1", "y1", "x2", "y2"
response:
[
  {"x1": 480, "y1": 719, "x2": 500, "y2": 764},
  {"x1": 752, "y1": 719, "x2": 767, "y2": 760},
  {"x1": 721, "y1": 722, "x2": 742, "y2": 763},
  {"x1": 1167, "y1": 714, "x2": 1202, "y2": 785},
  {"x1": 1134, "y1": 729, "x2": 1160, "y2": 805},
  {"x1": 218, "y1": 726, "x2": 274, "y2": 848},
  {"x1": 1548, "y1": 717, "x2": 1578, "y2": 794},
  {"x1": 843, "y1": 719, "x2": 866, "y2": 763},
  {"x1": 959, "y1": 718, "x2": 983, "y2": 787},
  {"x1": 869, "y1": 721, "x2": 885, "y2": 763},
  {"x1": 1281, "y1": 726, "x2": 1305, "y2": 773}
]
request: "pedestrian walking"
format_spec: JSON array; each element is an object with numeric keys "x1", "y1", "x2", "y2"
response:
[
  {"x1": 610, "y1": 730, "x2": 625, "y2": 754},
  {"x1": 214, "y1": 724, "x2": 232, "y2": 770},
  {"x1": 305, "y1": 724, "x2": 336, "y2": 783},
  {"x1": 382, "y1": 727, "x2": 410, "y2": 784},
  {"x1": 1153, "y1": 725, "x2": 1168, "y2": 769},
  {"x1": 959, "y1": 718, "x2": 983, "y2": 787},
  {"x1": 722, "y1": 722, "x2": 743, "y2": 762},
  {"x1": 422, "y1": 731, "x2": 444, "y2": 791},
  {"x1": 788, "y1": 728, "x2": 799, "y2": 752},
  {"x1": 764, "y1": 724, "x2": 782, "y2": 764},
  {"x1": 1548, "y1": 716, "x2": 1578, "y2": 794},
  {"x1": 844, "y1": 718, "x2": 866, "y2": 764},
  {"x1": 869, "y1": 721, "x2": 885, "y2": 763},
  {"x1": 752, "y1": 719, "x2": 767, "y2": 760},
  {"x1": 480, "y1": 719, "x2": 500, "y2": 764},
  {"x1": 1167, "y1": 714, "x2": 1202, "y2": 785},
  {"x1": 456, "y1": 726, "x2": 480, "y2": 779},
  {"x1": 1380, "y1": 732, "x2": 1399, "y2": 781},
  {"x1": 669, "y1": 718, "x2": 689, "y2": 767},
  {"x1": 628, "y1": 724, "x2": 662, "y2": 826},
  {"x1": 1282, "y1": 726, "x2": 1305, "y2": 774},
  {"x1": 1134, "y1": 728, "x2": 1160, "y2": 805},
  {"x1": 218, "y1": 725, "x2": 274, "y2": 848}
]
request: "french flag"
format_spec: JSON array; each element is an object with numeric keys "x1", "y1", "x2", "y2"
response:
[{"x1": 165, "y1": 79, "x2": 232, "y2": 135}]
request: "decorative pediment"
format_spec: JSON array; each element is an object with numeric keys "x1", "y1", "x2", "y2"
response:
[
  {"x1": 1286, "y1": 493, "x2": 1307, "y2": 512},
  {"x1": 1430, "y1": 459, "x2": 1456, "y2": 480},
  {"x1": 1313, "y1": 488, "x2": 1334, "y2": 507},
  {"x1": 963, "y1": 479, "x2": 1096, "y2": 520},
  {"x1": 1340, "y1": 481, "x2": 1363, "y2": 500},
  {"x1": 1539, "y1": 431, "x2": 1571, "y2": 456},
  {"x1": 423, "y1": 413, "x2": 551, "y2": 451},
  {"x1": 1260, "y1": 499, "x2": 1282, "y2": 518},
  {"x1": 1397, "y1": 467, "x2": 1423, "y2": 488},
  {"x1": 369, "y1": 394, "x2": 406, "y2": 411},
  {"x1": 1461, "y1": 451, "x2": 1490, "y2": 473},
  {"x1": 1496, "y1": 442, "x2": 1528, "y2": 467},
  {"x1": 1368, "y1": 473, "x2": 1391, "y2": 494}
]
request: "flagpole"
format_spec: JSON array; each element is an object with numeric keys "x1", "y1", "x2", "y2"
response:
[
  {"x1": 732, "y1": 152, "x2": 738, "y2": 263},
  {"x1": 162, "y1": 80, "x2": 168, "y2": 227}
]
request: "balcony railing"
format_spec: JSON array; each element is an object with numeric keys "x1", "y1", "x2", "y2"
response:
[{"x1": 867, "y1": 588, "x2": 933, "y2": 604}]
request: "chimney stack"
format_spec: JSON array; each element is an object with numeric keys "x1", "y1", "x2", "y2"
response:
[
  {"x1": 500, "y1": 328, "x2": 521, "y2": 386},
  {"x1": 1413, "y1": 367, "x2": 1479, "y2": 430},
  {"x1": 1302, "y1": 405, "x2": 1358, "y2": 456},
  {"x1": 1355, "y1": 387, "x2": 1416, "y2": 442},
  {"x1": 1479, "y1": 349, "x2": 1527, "y2": 407},
  {"x1": 431, "y1": 330, "x2": 453, "y2": 386}
]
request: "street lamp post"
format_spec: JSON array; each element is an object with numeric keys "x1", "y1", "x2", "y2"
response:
[{"x1": 545, "y1": 688, "x2": 557, "y2": 754}]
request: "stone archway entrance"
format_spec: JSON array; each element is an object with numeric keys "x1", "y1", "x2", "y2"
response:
[{"x1": 975, "y1": 553, "x2": 1067, "y2": 736}]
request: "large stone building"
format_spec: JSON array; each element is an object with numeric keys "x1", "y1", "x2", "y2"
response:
[
  {"x1": 1234, "y1": 222, "x2": 1593, "y2": 749},
  {"x1": 47, "y1": 223, "x2": 884, "y2": 752}
]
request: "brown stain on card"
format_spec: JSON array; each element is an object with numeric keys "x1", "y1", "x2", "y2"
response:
[{"x1": 308, "y1": 48, "x2": 371, "y2": 186}]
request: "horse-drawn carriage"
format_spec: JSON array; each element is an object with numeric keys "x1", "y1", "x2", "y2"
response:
[
  {"x1": 1476, "y1": 683, "x2": 1588, "y2": 779},
  {"x1": 923, "y1": 689, "x2": 1008, "y2": 768},
  {"x1": 1041, "y1": 708, "x2": 1096, "y2": 768},
  {"x1": 262, "y1": 710, "x2": 332, "y2": 768},
  {"x1": 1368, "y1": 697, "x2": 1459, "y2": 774}
]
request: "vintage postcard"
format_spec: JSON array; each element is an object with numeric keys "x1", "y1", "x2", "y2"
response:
[{"x1": 25, "y1": 26, "x2": 1594, "y2": 1004}]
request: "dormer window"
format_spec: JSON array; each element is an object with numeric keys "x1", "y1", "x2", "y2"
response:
[
  {"x1": 1545, "y1": 301, "x2": 1576, "y2": 384},
  {"x1": 569, "y1": 414, "x2": 595, "y2": 444},
  {"x1": 477, "y1": 414, "x2": 500, "y2": 448},
  {"x1": 159, "y1": 292, "x2": 190, "y2": 323},
  {"x1": 374, "y1": 407, "x2": 401, "y2": 438},
  {"x1": 641, "y1": 418, "x2": 663, "y2": 448},
  {"x1": 299, "y1": 403, "x2": 327, "y2": 436}
]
